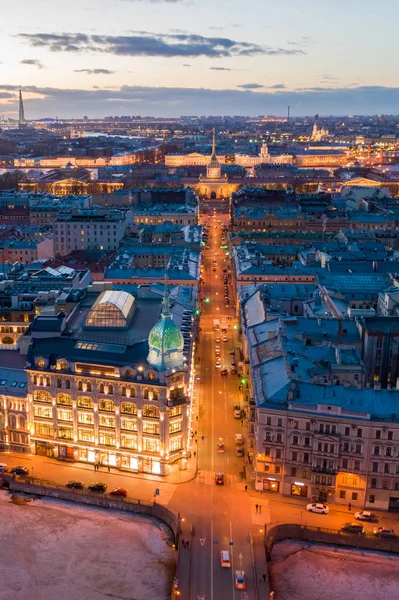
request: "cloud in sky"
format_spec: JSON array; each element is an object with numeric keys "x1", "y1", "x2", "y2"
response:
[
  {"x1": 210, "y1": 67, "x2": 233, "y2": 71},
  {"x1": 4, "y1": 84, "x2": 399, "y2": 118},
  {"x1": 20, "y1": 59, "x2": 44, "y2": 69},
  {"x1": 75, "y1": 68, "x2": 115, "y2": 75},
  {"x1": 17, "y1": 31, "x2": 304, "y2": 59},
  {"x1": 237, "y1": 83, "x2": 264, "y2": 89},
  {"x1": 269, "y1": 84, "x2": 286, "y2": 89}
]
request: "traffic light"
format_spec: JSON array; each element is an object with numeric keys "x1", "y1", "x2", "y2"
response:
[
  {"x1": 233, "y1": 324, "x2": 238, "y2": 330},
  {"x1": 195, "y1": 309, "x2": 201, "y2": 315},
  {"x1": 241, "y1": 378, "x2": 247, "y2": 386},
  {"x1": 205, "y1": 297, "x2": 210, "y2": 303}
]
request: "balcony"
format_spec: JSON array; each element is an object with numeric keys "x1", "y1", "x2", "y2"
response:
[{"x1": 312, "y1": 466, "x2": 338, "y2": 476}]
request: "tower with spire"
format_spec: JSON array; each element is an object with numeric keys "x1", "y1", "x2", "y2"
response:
[
  {"x1": 18, "y1": 89, "x2": 25, "y2": 128},
  {"x1": 206, "y1": 128, "x2": 222, "y2": 180}
]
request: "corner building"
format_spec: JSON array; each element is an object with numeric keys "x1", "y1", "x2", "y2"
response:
[{"x1": 26, "y1": 286, "x2": 195, "y2": 475}]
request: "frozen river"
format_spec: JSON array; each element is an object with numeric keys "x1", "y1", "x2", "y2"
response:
[
  {"x1": 0, "y1": 491, "x2": 175, "y2": 600},
  {"x1": 269, "y1": 540, "x2": 399, "y2": 600}
]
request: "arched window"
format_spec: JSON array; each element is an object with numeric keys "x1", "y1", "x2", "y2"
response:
[
  {"x1": 22, "y1": 404, "x2": 26, "y2": 412},
  {"x1": 126, "y1": 369, "x2": 133, "y2": 378},
  {"x1": 86, "y1": 381, "x2": 92, "y2": 392},
  {"x1": 120, "y1": 402, "x2": 137, "y2": 415},
  {"x1": 152, "y1": 389, "x2": 159, "y2": 401},
  {"x1": 99, "y1": 399, "x2": 115, "y2": 412},
  {"x1": 121, "y1": 386, "x2": 127, "y2": 397},
  {"x1": 19, "y1": 416, "x2": 26, "y2": 429},
  {"x1": 143, "y1": 388, "x2": 149, "y2": 400},
  {"x1": 65, "y1": 379, "x2": 70, "y2": 389},
  {"x1": 143, "y1": 404, "x2": 160, "y2": 418},
  {"x1": 46, "y1": 377, "x2": 50, "y2": 386},
  {"x1": 57, "y1": 378, "x2": 62, "y2": 388},
  {"x1": 37, "y1": 358, "x2": 45, "y2": 368},
  {"x1": 130, "y1": 386, "x2": 136, "y2": 398},
  {"x1": 33, "y1": 375, "x2": 38, "y2": 385},
  {"x1": 58, "y1": 360, "x2": 67, "y2": 370},
  {"x1": 39, "y1": 376, "x2": 44, "y2": 386},
  {"x1": 148, "y1": 371, "x2": 155, "y2": 381},
  {"x1": 108, "y1": 384, "x2": 114, "y2": 395},
  {"x1": 99, "y1": 383, "x2": 105, "y2": 393},
  {"x1": 78, "y1": 380, "x2": 83, "y2": 391},
  {"x1": 9, "y1": 414, "x2": 17, "y2": 429},
  {"x1": 77, "y1": 396, "x2": 94, "y2": 409},
  {"x1": 33, "y1": 390, "x2": 52, "y2": 403},
  {"x1": 57, "y1": 393, "x2": 73, "y2": 406}
]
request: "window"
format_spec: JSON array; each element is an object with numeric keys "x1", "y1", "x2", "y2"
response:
[
  {"x1": 36, "y1": 423, "x2": 54, "y2": 437},
  {"x1": 388, "y1": 431, "x2": 393, "y2": 441},
  {"x1": 121, "y1": 386, "x2": 127, "y2": 397},
  {"x1": 343, "y1": 442, "x2": 349, "y2": 452},
  {"x1": 169, "y1": 437, "x2": 183, "y2": 453},
  {"x1": 355, "y1": 444, "x2": 361, "y2": 454},
  {"x1": 130, "y1": 386, "x2": 136, "y2": 398},
  {"x1": 302, "y1": 468, "x2": 309, "y2": 478},
  {"x1": 143, "y1": 405, "x2": 159, "y2": 418},
  {"x1": 169, "y1": 421, "x2": 182, "y2": 434},
  {"x1": 293, "y1": 420, "x2": 299, "y2": 429},
  {"x1": 78, "y1": 413, "x2": 94, "y2": 425},
  {"x1": 386, "y1": 447, "x2": 392, "y2": 457},
  {"x1": 303, "y1": 453, "x2": 309, "y2": 464},
  {"x1": 305, "y1": 421, "x2": 310, "y2": 431},
  {"x1": 277, "y1": 418, "x2": 283, "y2": 427},
  {"x1": 58, "y1": 427, "x2": 73, "y2": 440},
  {"x1": 143, "y1": 421, "x2": 160, "y2": 435},
  {"x1": 99, "y1": 383, "x2": 105, "y2": 393},
  {"x1": 371, "y1": 478, "x2": 377, "y2": 489},
  {"x1": 369, "y1": 494, "x2": 375, "y2": 504},
  {"x1": 86, "y1": 381, "x2": 92, "y2": 392},
  {"x1": 354, "y1": 460, "x2": 360, "y2": 471},
  {"x1": 148, "y1": 372, "x2": 155, "y2": 380},
  {"x1": 108, "y1": 384, "x2": 114, "y2": 395},
  {"x1": 57, "y1": 378, "x2": 62, "y2": 388},
  {"x1": 120, "y1": 402, "x2": 137, "y2": 415},
  {"x1": 169, "y1": 406, "x2": 182, "y2": 418},
  {"x1": 384, "y1": 463, "x2": 390, "y2": 474},
  {"x1": 33, "y1": 390, "x2": 52, "y2": 403},
  {"x1": 291, "y1": 467, "x2": 297, "y2": 476},
  {"x1": 342, "y1": 458, "x2": 348, "y2": 469},
  {"x1": 99, "y1": 433, "x2": 116, "y2": 446},
  {"x1": 376, "y1": 430, "x2": 381, "y2": 439},
  {"x1": 265, "y1": 432, "x2": 271, "y2": 442},
  {"x1": 34, "y1": 406, "x2": 52, "y2": 419},
  {"x1": 142, "y1": 437, "x2": 160, "y2": 453},
  {"x1": 99, "y1": 399, "x2": 115, "y2": 412},
  {"x1": 340, "y1": 490, "x2": 346, "y2": 499},
  {"x1": 293, "y1": 435, "x2": 298, "y2": 445},
  {"x1": 276, "y1": 433, "x2": 283, "y2": 443},
  {"x1": 65, "y1": 379, "x2": 70, "y2": 389},
  {"x1": 37, "y1": 358, "x2": 45, "y2": 368},
  {"x1": 276, "y1": 449, "x2": 282, "y2": 459},
  {"x1": 266, "y1": 417, "x2": 271, "y2": 426},
  {"x1": 304, "y1": 437, "x2": 310, "y2": 447},
  {"x1": 57, "y1": 409, "x2": 73, "y2": 422},
  {"x1": 357, "y1": 428, "x2": 362, "y2": 438},
  {"x1": 99, "y1": 415, "x2": 115, "y2": 428},
  {"x1": 345, "y1": 427, "x2": 350, "y2": 436},
  {"x1": 77, "y1": 396, "x2": 93, "y2": 409},
  {"x1": 372, "y1": 462, "x2": 378, "y2": 473},
  {"x1": 275, "y1": 466, "x2": 281, "y2": 474},
  {"x1": 383, "y1": 480, "x2": 389, "y2": 490},
  {"x1": 264, "y1": 464, "x2": 270, "y2": 472},
  {"x1": 120, "y1": 435, "x2": 137, "y2": 450},
  {"x1": 57, "y1": 394, "x2": 73, "y2": 407},
  {"x1": 373, "y1": 446, "x2": 380, "y2": 456},
  {"x1": 291, "y1": 451, "x2": 297, "y2": 461},
  {"x1": 352, "y1": 492, "x2": 358, "y2": 501},
  {"x1": 121, "y1": 418, "x2": 137, "y2": 432}
]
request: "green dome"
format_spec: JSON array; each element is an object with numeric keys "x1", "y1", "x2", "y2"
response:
[{"x1": 148, "y1": 317, "x2": 184, "y2": 354}]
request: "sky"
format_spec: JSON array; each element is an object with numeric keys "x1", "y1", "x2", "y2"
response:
[{"x1": 1, "y1": 0, "x2": 399, "y2": 118}]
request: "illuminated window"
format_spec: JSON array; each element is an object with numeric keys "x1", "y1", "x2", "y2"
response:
[
  {"x1": 37, "y1": 358, "x2": 45, "y2": 368},
  {"x1": 143, "y1": 404, "x2": 159, "y2": 418}
]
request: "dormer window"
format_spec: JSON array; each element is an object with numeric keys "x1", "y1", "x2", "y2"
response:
[
  {"x1": 57, "y1": 360, "x2": 67, "y2": 371},
  {"x1": 37, "y1": 358, "x2": 45, "y2": 368}
]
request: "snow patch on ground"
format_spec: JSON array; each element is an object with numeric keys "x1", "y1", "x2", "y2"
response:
[
  {"x1": 269, "y1": 540, "x2": 399, "y2": 600},
  {"x1": 0, "y1": 491, "x2": 175, "y2": 600}
]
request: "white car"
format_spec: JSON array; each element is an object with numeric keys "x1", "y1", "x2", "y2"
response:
[{"x1": 306, "y1": 502, "x2": 329, "y2": 514}]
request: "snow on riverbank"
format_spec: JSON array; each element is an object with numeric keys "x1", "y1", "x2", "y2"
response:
[
  {"x1": 0, "y1": 491, "x2": 175, "y2": 600},
  {"x1": 269, "y1": 540, "x2": 399, "y2": 600}
]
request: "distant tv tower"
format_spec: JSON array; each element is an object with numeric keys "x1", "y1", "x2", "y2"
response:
[{"x1": 18, "y1": 89, "x2": 25, "y2": 127}]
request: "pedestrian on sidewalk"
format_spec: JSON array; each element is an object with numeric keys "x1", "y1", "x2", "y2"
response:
[
  {"x1": 181, "y1": 539, "x2": 185, "y2": 548},
  {"x1": 245, "y1": 485, "x2": 247, "y2": 491},
  {"x1": 107, "y1": 465, "x2": 110, "y2": 473},
  {"x1": 255, "y1": 504, "x2": 258, "y2": 513},
  {"x1": 193, "y1": 451, "x2": 196, "y2": 458},
  {"x1": 195, "y1": 439, "x2": 198, "y2": 445},
  {"x1": 93, "y1": 463, "x2": 96, "y2": 471},
  {"x1": 348, "y1": 502, "x2": 352, "y2": 511}
]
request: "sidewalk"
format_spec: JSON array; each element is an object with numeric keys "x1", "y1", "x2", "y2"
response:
[
  {"x1": 250, "y1": 528, "x2": 270, "y2": 600},
  {"x1": 174, "y1": 518, "x2": 193, "y2": 599},
  {"x1": 3, "y1": 449, "x2": 198, "y2": 485}
]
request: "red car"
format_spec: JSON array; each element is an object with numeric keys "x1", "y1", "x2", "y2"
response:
[
  {"x1": 221, "y1": 369, "x2": 228, "y2": 377},
  {"x1": 109, "y1": 487, "x2": 128, "y2": 497}
]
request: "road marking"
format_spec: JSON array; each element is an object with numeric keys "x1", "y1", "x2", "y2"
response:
[
  {"x1": 238, "y1": 552, "x2": 243, "y2": 566},
  {"x1": 200, "y1": 537, "x2": 206, "y2": 546},
  {"x1": 210, "y1": 519, "x2": 214, "y2": 600},
  {"x1": 230, "y1": 521, "x2": 235, "y2": 595}
]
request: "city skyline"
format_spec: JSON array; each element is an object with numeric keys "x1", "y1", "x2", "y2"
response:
[{"x1": 1, "y1": 0, "x2": 399, "y2": 117}]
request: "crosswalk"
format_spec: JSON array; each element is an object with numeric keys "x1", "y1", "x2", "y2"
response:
[{"x1": 196, "y1": 470, "x2": 240, "y2": 488}]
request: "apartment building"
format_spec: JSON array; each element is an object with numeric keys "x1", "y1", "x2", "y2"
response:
[{"x1": 53, "y1": 208, "x2": 132, "y2": 256}]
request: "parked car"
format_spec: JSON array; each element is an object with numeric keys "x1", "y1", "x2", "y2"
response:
[
  {"x1": 306, "y1": 502, "x2": 329, "y2": 514},
  {"x1": 10, "y1": 466, "x2": 29, "y2": 476},
  {"x1": 0, "y1": 463, "x2": 8, "y2": 473},
  {"x1": 88, "y1": 482, "x2": 107, "y2": 493},
  {"x1": 235, "y1": 571, "x2": 246, "y2": 590},
  {"x1": 233, "y1": 405, "x2": 241, "y2": 419},
  {"x1": 109, "y1": 487, "x2": 128, "y2": 497},
  {"x1": 215, "y1": 473, "x2": 224, "y2": 485},
  {"x1": 341, "y1": 522, "x2": 364, "y2": 534},
  {"x1": 373, "y1": 527, "x2": 396, "y2": 538},
  {"x1": 66, "y1": 480, "x2": 84, "y2": 490},
  {"x1": 355, "y1": 510, "x2": 377, "y2": 522}
]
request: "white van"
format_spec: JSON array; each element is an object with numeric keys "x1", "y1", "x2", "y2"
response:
[
  {"x1": 220, "y1": 550, "x2": 231, "y2": 567},
  {"x1": 235, "y1": 433, "x2": 244, "y2": 446}
]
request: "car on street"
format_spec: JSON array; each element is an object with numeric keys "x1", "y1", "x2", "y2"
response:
[
  {"x1": 223, "y1": 336, "x2": 228, "y2": 342},
  {"x1": 215, "y1": 473, "x2": 224, "y2": 485},
  {"x1": 234, "y1": 405, "x2": 241, "y2": 419},
  {"x1": 373, "y1": 527, "x2": 396, "y2": 538},
  {"x1": 88, "y1": 482, "x2": 107, "y2": 493},
  {"x1": 216, "y1": 440, "x2": 225, "y2": 453},
  {"x1": 10, "y1": 466, "x2": 29, "y2": 476},
  {"x1": 355, "y1": 510, "x2": 378, "y2": 522},
  {"x1": 235, "y1": 571, "x2": 246, "y2": 590},
  {"x1": 0, "y1": 463, "x2": 8, "y2": 472},
  {"x1": 215, "y1": 360, "x2": 221, "y2": 369},
  {"x1": 66, "y1": 480, "x2": 84, "y2": 490},
  {"x1": 341, "y1": 522, "x2": 364, "y2": 533},
  {"x1": 109, "y1": 487, "x2": 128, "y2": 497},
  {"x1": 220, "y1": 551, "x2": 231, "y2": 567},
  {"x1": 215, "y1": 337, "x2": 221, "y2": 343},
  {"x1": 221, "y1": 369, "x2": 228, "y2": 377},
  {"x1": 236, "y1": 447, "x2": 244, "y2": 457},
  {"x1": 235, "y1": 433, "x2": 244, "y2": 446},
  {"x1": 306, "y1": 502, "x2": 329, "y2": 514}
]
